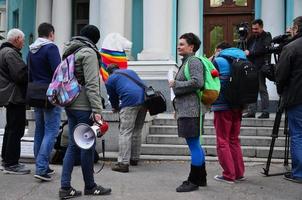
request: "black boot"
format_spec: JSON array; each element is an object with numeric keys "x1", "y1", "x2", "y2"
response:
[
  {"x1": 188, "y1": 164, "x2": 207, "y2": 187},
  {"x1": 176, "y1": 164, "x2": 207, "y2": 192},
  {"x1": 200, "y1": 163, "x2": 207, "y2": 186}
]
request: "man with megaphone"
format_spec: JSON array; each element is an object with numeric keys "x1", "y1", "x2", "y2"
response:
[
  {"x1": 58, "y1": 25, "x2": 111, "y2": 200},
  {"x1": 106, "y1": 64, "x2": 147, "y2": 173}
]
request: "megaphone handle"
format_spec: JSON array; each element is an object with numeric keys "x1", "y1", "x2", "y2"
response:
[
  {"x1": 92, "y1": 113, "x2": 103, "y2": 126},
  {"x1": 102, "y1": 139, "x2": 105, "y2": 158}
]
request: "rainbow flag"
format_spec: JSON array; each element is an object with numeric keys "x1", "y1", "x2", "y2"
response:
[{"x1": 99, "y1": 48, "x2": 128, "y2": 81}]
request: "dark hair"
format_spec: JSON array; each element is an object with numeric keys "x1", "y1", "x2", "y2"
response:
[
  {"x1": 216, "y1": 41, "x2": 232, "y2": 50},
  {"x1": 80, "y1": 25, "x2": 100, "y2": 44},
  {"x1": 179, "y1": 32, "x2": 201, "y2": 53},
  {"x1": 38, "y1": 23, "x2": 55, "y2": 38},
  {"x1": 293, "y1": 16, "x2": 302, "y2": 33},
  {"x1": 252, "y1": 19, "x2": 263, "y2": 27},
  {"x1": 107, "y1": 63, "x2": 119, "y2": 75}
]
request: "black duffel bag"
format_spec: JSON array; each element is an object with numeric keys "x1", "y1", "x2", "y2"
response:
[
  {"x1": 144, "y1": 86, "x2": 166, "y2": 116},
  {"x1": 115, "y1": 72, "x2": 167, "y2": 115},
  {"x1": 26, "y1": 82, "x2": 54, "y2": 109}
]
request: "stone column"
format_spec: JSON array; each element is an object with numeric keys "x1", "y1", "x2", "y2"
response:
[
  {"x1": 262, "y1": 0, "x2": 284, "y2": 100},
  {"x1": 89, "y1": 0, "x2": 101, "y2": 48},
  {"x1": 294, "y1": 0, "x2": 302, "y2": 18},
  {"x1": 178, "y1": 0, "x2": 200, "y2": 37},
  {"x1": 137, "y1": 0, "x2": 173, "y2": 60},
  {"x1": 35, "y1": 0, "x2": 52, "y2": 34},
  {"x1": 99, "y1": 0, "x2": 126, "y2": 45},
  {"x1": 52, "y1": 0, "x2": 72, "y2": 55}
]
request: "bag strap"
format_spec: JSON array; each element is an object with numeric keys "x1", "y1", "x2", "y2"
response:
[{"x1": 114, "y1": 71, "x2": 147, "y2": 89}]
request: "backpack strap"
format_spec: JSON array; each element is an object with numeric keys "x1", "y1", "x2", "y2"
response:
[
  {"x1": 114, "y1": 71, "x2": 147, "y2": 89},
  {"x1": 183, "y1": 56, "x2": 204, "y2": 141}
]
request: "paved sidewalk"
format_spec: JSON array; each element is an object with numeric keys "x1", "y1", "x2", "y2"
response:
[{"x1": 0, "y1": 161, "x2": 301, "y2": 200}]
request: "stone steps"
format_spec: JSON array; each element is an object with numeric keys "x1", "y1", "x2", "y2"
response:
[
  {"x1": 140, "y1": 114, "x2": 288, "y2": 159},
  {"x1": 141, "y1": 144, "x2": 286, "y2": 159},
  {"x1": 149, "y1": 125, "x2": 285, "y2": 136},
  {"x1": 146, "y1": 134, "x2": 286, "y2": 147}
]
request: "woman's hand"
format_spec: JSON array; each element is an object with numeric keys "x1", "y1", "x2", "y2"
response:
[{"x1": 168, "y1": 80, "x2": 175, "y2": 88}]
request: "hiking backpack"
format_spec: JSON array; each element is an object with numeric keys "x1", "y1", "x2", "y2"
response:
[
  {"x1": 184, "y1": 56, "x2": 221, "y2": 106},
  {"x1": 47, "y1": 52, "x2": 81, "y2": 106},
  {"x1": 220, "y1": 56, "x2": 259, "y2": 106}
]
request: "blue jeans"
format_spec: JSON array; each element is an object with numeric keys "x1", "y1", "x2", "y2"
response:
[
  {"x1": 34, "y1": 106, "x2": 61, "y2": 175},
  {"x1": 287, "y1": 104, "x2": 302, "y2": 179},
  {"x1": 61, "y1": 109, "x2": 95, "y2": 189}
]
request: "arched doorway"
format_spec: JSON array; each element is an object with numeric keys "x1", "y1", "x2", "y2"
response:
[{"x1": 204, "y1": 0, "x2": 254, "y2": 57}]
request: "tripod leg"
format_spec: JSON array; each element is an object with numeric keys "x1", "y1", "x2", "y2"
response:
[
  {"x1": 283, "y1": 112, "x2": 290, "y2": 170},
  {"x1": 262, "y1": 99, "x2": 284, "y2": 176}
]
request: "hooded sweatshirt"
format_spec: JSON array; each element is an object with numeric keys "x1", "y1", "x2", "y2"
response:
[
  {"x1": 211, "y1": 47, "x2": 247, "y2": 111},
  {"x1": 28, "y1": 38, "x2": 61, "y2": 83}
]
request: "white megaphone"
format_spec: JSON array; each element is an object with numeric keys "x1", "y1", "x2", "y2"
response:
[{"x1": 73, "y1": 121, "x2": 109, "y2": 149}]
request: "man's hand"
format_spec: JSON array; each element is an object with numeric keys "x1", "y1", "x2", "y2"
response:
[
  {"x1": 244, "y1": 50, "x2": 250, "y2": 56},
  {"x1": 92, "y1": 113, "x2": 102, "y2": 123}
]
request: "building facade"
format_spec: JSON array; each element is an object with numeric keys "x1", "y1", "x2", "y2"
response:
[{"x1": 5, "y1": 0, "x2": 302, "y2": 105}]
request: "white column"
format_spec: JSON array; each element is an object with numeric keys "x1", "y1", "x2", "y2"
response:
[
  {"x1": 294, "y1": 0, "x2": 302, "y2": 18},
  {"x1": 99, "y1": 0, "x2": 126, "y2": 45},
  {"x1": 262, "y1": 0, "x2": 284, "y2": 101},
  {"x1": 52, "y1": 0, "x2": 72, "y2": 55},
  {"x1": 35, "y1": 0, "x2": 52, "y2": 34},
  {"x1": 89, "y1": 0, "x2": 101, "y2": 48},
  {"x1": 178, "y1": 0, "x2": 200, "y2": 37},
  {"x1": 124, "y1": 0, "x2": 133, "y2": 42},
  {"x1": 137, "y1": 0, "x2": 173, "y2": 60}
]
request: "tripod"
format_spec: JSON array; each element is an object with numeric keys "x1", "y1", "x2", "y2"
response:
[
  {"x1": 262, "y1": 97, "x2": 291, "y2": 176},
  {"x1": 237, "y1": 37, "x2": 247, "y2": 50}
]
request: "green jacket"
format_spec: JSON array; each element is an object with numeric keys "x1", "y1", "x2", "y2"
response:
[{"x1": 63, "y1": 37, "x2": 102, "y2": 114}]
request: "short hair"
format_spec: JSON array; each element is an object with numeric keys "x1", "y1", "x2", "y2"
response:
[
  {"x1": 38, "y1": 23, "x2": 55, "y2": 37},
  {"x1": 293, "y1": 16, "x2": 302, "y2": 33},
  {"x1": 179, "y1": 32, "x2": 201, "y2": 53},
  {"x1": 7, "y1": 28, "x2": 25, "y2": 42},
  {"x1": 216, "y1": 41, "x2": 232, "y2": 50},
  {"x1": 252, "y1": 19, "x2": 263, "y2": 27},
  {"x1": 107, "y1": 63, "x2": 119, "y2": 75}
]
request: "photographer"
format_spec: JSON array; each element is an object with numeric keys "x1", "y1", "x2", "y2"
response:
[
  {"x1": 275, "y1": 16, "x2": 302, "y2": 184},
  {"x1": 243, "y1": 19, "x2": 272, "y2": 119}
]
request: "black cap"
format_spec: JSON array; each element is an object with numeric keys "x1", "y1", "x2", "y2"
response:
[{"x1": 80, "y1": 25, "x2": 100, "y2": 44}]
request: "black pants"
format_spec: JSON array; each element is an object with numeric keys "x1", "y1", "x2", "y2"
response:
[{"x1": 1, "y1": 104, "x2": 26, "y2": 167}]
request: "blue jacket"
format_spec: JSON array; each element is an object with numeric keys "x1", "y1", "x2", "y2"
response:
[
  {"x1": 28, "y1": 42, "x2": 61, "y2": 84},
  {"x1": 211, "y1": 47, "x2": 247, "y2": 111},
  {"x1": 105, "y1": 69, "x2": 145, "y2": 110}
]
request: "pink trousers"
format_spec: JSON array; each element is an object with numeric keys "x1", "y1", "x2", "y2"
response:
[{"x1": 214, "y1": 109, "x2": 245, "y2": 181}]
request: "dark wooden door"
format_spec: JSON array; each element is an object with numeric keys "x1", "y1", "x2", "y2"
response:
[{"x1": 204, "y1": 0, "x2": 254, "y2": 57}]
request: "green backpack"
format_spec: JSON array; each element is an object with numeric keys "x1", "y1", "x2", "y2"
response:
[{"x1": 184, "y1": 55, "x2": 221, "y2": 106}]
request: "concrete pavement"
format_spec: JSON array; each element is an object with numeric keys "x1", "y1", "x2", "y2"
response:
[{"x1": 0, "y1": 161, "x2": 301, "y2": 200}]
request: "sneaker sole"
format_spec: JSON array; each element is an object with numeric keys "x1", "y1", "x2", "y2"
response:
[
  {"x1": 47, "y1": 171, "x2": 55, "y2": 175},
  {"x1": 2, "y1": 169, "x2": 30, "y2": 175},
  {"x1": 284, "y1": 177, "x2": 302, "y2": 184},
  {"x1": 34, "y1": 174, "x2": 52, "y2": 181},
  {"x1": 214, "y1": 175, "x2": 234, "y2": 184}
]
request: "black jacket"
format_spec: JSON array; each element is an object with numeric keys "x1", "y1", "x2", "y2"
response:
[
  {"x1": 275, "y1": 33, "x2": 302, "y2": 108},
  {"x1": 246, "y1": 31, "x2": 272, "y2": 69},
  {"x1": 0, "y1": 42, "x2": 28, "y2": 106}
]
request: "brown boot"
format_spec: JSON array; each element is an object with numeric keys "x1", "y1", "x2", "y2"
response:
[{"x1": 111, "y1": 162, "x2": 129, "y2": 173}]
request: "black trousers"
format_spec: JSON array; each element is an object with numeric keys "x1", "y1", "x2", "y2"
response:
[{"x1": 1, "y1": 103, "x2": 26, "y2": 167}]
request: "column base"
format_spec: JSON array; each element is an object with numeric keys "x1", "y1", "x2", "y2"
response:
[{"x1": 137, "y1": 50, "x2": 171, "y2": 61}]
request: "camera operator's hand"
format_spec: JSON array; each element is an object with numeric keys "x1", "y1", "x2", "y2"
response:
[{"x1": 244, "y1": 50, "x2": 250, "y2": 56}]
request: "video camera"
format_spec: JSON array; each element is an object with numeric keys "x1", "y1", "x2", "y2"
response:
[
  {"x1": 237, "y1": 22, "x2": 249, "y2": 40},
  {"x1": 266, "y1": 33, "x2": 292, "y2": 54}
]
